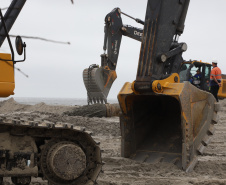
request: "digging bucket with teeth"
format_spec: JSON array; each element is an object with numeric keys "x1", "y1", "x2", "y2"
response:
[
  {"x1": 118, "y1": 81, "x2": 220, "y2": 172},
  {"x1": 83, "y1": 66, "x2": 117, "y2": 104}
]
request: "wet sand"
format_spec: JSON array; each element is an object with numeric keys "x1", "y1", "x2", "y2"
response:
[{"x1": 0, "y1": 98, "x2": 226, "y2": 185}]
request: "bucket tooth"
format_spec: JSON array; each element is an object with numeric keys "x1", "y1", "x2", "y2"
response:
[
  {"x1": 83, "y1": 67, "x2": 117, "y2": 104},
  {"x1": 197, "y1": 144, "x2": 206, "y2": 155},
  {"x1": 185, "y1": 157, "x2": 198, "y2": 173},
  {"x1": 212, "y1": 113, "x2": 219, "y2": 124},
  {"x1": 214, "y1": 102, "x2": 221, "y2": 112},
  {"x1": 96, "y1": 98, "x2": 99, "y2": 104},
  {"x1": 97, "y1": 97, "x2": 101, "y2": 104},
  {"x1": 208, "y1": 124, "x2": 215, "y2": 135},
  {"x1": 202, "y1": 135, "x2": 212, "y2": 146}
]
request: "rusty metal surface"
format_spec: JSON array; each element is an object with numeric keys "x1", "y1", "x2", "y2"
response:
[
  {"x1": 105, "y1": 104, "x2": 120, "y2": 117},
  {"x1": 118, "y1": 81, "x2": 218, "y2": 172}
]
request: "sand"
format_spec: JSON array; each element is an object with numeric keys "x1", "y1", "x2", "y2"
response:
[{"x1": 0, "y1": 98, "x2": 226, "y2": 185}]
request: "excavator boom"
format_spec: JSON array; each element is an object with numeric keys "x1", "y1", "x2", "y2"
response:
[
  {"x1": 135, "y1": 0, "x2": 189, "y2": 87},
  {"x1": 83, "y1": 8, "x2": 144, "y2": 104}
]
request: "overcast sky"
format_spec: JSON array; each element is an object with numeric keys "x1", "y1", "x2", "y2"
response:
[{"x1": 1, "y1": 0, "x2": 226, "y2": 99}]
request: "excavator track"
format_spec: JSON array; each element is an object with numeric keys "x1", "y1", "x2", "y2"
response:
[{"x1": 0, "y1": 114, "x2": 102, "y2": 185}]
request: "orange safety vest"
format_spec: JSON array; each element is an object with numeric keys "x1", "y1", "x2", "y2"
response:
[{"x1": 210, "y1": 66, "x2": 222, "y2": 80}]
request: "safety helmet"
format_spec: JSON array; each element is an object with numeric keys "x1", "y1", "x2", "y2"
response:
[{"x1": 212, "y1": 59, "x2": 218, "y2": 64}]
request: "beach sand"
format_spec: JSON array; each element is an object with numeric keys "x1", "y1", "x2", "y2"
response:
[{"x1": 0, "y1": 98, "x2": 226, "y2": 185}]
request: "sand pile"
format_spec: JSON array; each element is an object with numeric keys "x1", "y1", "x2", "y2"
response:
[
  {"x1": 0, "y1": 98, "x2": 77, "y2": 115},
  {"x1": 0, "y1": 98, "x2": 119, "y2": 118}
]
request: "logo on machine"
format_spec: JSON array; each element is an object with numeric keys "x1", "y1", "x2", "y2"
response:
[
  {"x1": 114, "y1": 40, "x2": 118, "y2": 55},
  {"x1": 134, "y1": 30, "x2": 143, "y2": 37}
]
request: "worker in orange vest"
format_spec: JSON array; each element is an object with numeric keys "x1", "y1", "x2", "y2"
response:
[{"x1": 210, "y1": 59, "x2": 222, "y2": 102}]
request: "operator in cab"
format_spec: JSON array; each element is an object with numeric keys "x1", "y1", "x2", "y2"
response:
[
  {"x1": 210, "y1": 59, "x2": 222, "y2": 102},
  {"x1": 190, "y1": 69, "x2": 201, "y2": 86}
]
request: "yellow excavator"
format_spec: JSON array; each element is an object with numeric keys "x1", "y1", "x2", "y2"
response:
[
  {"x1": 83, "y1": 0, "x2": 220, "y2": 172},
  {"x1": 0, "y1": 1, "x2": 101, "y2": 185},
  {"x1": 179, "y1": 60, "x2": 226, "y2": 99}
]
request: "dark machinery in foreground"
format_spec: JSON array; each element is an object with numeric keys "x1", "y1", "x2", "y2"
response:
[
  {"x1": 0, "y1": 1, "x2": 102, "y2": 184},
  {"x1": 83, "y1": 0, "x2": 220, "y2": 172}
]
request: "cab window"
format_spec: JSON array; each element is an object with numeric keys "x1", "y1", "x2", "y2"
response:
[{"x1": 179, "y1": 63, "x2": 190, "y2": 82}]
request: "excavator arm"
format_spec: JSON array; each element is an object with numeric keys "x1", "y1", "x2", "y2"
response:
[
  {"x1": 134, "y1": 0, "x2": 189, "y2": 93},
  {"x1": 102, "y1": 8, "x2": 144, "y2": 70},
  {"x1": 83, "y1": 8, "x2": 144, "y2": 104}
]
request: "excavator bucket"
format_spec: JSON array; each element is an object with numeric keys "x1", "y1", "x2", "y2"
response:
[
  {"x1": 118, "y1": 81, "x2": 220, "y2": 171},
  {"x1": 83, "y1": 66, "x2": 117, "y2": 104}
]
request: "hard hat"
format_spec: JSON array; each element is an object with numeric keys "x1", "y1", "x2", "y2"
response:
[{"x1": 212, "y1": 59, "x2": 218, "y2": 64}]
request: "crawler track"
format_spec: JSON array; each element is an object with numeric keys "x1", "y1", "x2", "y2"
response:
[{"x1": 0, "y1": 114, "x2": 102, "y2": 185}]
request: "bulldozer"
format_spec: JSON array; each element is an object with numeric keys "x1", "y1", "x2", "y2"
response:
[
  {"x1": 0, "y1": 1, "x2": 102, "y2": 184},
  {"x1": 83, "y1": 0, "x2": 220, "y2": 172}
]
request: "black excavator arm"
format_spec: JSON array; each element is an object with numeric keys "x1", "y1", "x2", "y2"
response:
[
  {"x1": 0, "y1": 0, "x2": 27, "y2": 63},
  {"x1": 83, "y1": 8, "x2": 144, "y2": 104},
  {"x1": 0, "y1": 0, "x2": 27, "y2": 47},
  {"x1": 134, "y1": 0, "x2": 190, "y2": 93},
  {"x1": 101, "y1": 8, "x2": 144, "y2": 71},
  {"x1": 0, "y1": 0, "x2": 27, "y2": 97}
]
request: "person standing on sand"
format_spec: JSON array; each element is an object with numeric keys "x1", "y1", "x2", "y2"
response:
[{"x1": 210, "y1": 59, "x2": 222, "y2": 102}]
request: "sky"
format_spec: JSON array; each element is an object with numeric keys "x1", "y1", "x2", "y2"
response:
[{"x1": 1, "y1": 0, "x2": 226, "y2": 99}]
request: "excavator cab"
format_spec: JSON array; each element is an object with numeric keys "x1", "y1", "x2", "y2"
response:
[
  {"x1": 179, "y1": 61, "x2": 212, "y2": 91},
  {"x1": 180, "y1": 60, "x2": 226, "y2": 99}
]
